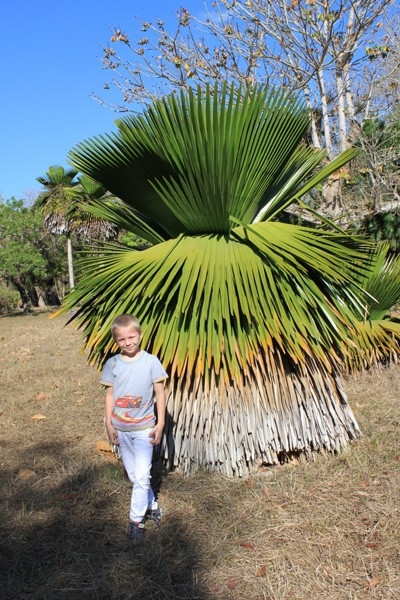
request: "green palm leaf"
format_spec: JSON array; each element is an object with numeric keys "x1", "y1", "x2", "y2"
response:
[
  {"x1": 343, "y1": 243, "x2": 400, "y2": 370},
  {"x1": 83, "y1": 198, "x2": 167, "y2": 244},
  {"x1": 68, "y1": 84, "x2": 331, "y2": 236},
  {"x1": 62, "y1": 222, "x2": 370, "y2": 373},
  {"x1": 361, "y1": 243, "x2": 400, "y2": 320}
]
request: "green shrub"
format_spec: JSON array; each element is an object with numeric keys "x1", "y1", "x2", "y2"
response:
[{"x1": 0, "y1": 286, "x2": 20, "y2": 314}]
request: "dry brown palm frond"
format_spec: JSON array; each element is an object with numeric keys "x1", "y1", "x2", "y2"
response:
[{"x1": 162, "y1": 349, "x2": 360, "y2": 476}]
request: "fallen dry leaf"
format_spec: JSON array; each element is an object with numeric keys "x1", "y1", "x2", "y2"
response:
[
  {"x1": 96, "y1": 440, "x2": 113, "y2": 453},
  {"x1": 31, "y1": 414, "x2": 47, "y2": 421},
  {"x1": 16, "y1": 468, "x2": 37, "y2": 480},
  {"x1": 36, "y1": 393, "x2": 47, "y2": 400},
  {"x1": 227, "y1": 577, "x2": 240, "y2": 590},
  {"x1": 244, "y1": 478, "x2": 254, "y2": 489},
  {"x1": 364, "y1": 576, "x2": 381, "y2": 588},
  {"x1": 237, "y1": 541, "x2": 255, "y2": 550},
  {"x1": 255, "y1": 565, "x2": 267, "y2": 577}
]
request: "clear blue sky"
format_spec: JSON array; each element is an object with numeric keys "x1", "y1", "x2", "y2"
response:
[{"x1": 0, "y1": 0, "x2": 204, "y2": 202}]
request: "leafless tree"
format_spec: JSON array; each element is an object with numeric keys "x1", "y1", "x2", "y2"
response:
[{"x1": 95, "y1": 0, "x2": 398, "y2": 214}]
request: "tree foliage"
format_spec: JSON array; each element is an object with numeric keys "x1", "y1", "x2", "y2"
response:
[{"x1": 0, "y1": 199, "x2": 66, "y2": 306}]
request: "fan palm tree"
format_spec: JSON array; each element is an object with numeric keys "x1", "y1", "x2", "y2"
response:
[
  {"x1": 35, "y1": 165, "x2": 79, "y2": 289},
  {"x1": 65, "y1": 174, "x2": 119, "y2": 241},
  {"x1": 57, "y1": 83, "x2": 399, "y2": 476},
  {"x1": 35, "y1": 167, "x2": 119, "y2": 292}
]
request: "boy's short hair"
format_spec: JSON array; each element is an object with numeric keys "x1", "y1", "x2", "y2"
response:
[{"x1": 111, "y1": 314, "x2": 141, "y2": 337}]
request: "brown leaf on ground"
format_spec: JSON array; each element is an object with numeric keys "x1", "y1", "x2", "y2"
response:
[
  {"x1": 236, "y1": 541, "x2": 255, "y2": 550},
  {"x1": 95, "y1": 440, "x2": 113, "y2": 453},
  {"x1": 16, "y1": 468, "x2": 37, "y2": 480},
  {"x1": 31, "y1": 413, "x2": 47, "y2": 421},
  {"x1": 364, "y1": 576, "x2": 381, "y2": 588},
  {"x1": 227, "y1": 577, "x2": 241, "y2": 590},
  {"x1": 59, "y1": 493, "x2": 81, "y2": 502}
]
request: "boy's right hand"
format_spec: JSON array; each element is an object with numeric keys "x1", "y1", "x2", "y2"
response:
[{"x1": 106, "y1": 423, "x2": 119, "y2": 445}]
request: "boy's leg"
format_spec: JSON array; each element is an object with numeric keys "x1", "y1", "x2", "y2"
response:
[{"x1": 119, "y1": 429, "x2": 154, "y2": 523}]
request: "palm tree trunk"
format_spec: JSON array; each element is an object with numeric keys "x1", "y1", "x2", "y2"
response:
[{"x1": 161, "y1": 353, "x2": 361, "y2": 476}]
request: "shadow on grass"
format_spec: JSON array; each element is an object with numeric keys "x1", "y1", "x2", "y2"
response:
[{"x1": 0, "y1": 441, "x2": 210, "y2": 600}]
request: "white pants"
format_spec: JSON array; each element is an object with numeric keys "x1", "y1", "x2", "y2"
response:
[{"x1": 118, "y1": 429, "x2": 158, "y2": 523}]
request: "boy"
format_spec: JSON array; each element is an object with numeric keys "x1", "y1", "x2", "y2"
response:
[{"x1": 100, "y1": 314, "x2": 167, "y2": 542}]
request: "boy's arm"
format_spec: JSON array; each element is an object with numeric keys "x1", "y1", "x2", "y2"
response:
[
  {"x1": 104, "y1": 385, "x2": 119, "y2": 445},
  {"x1": 149, "y1": 381, "x2": 166, "y2": 445}
]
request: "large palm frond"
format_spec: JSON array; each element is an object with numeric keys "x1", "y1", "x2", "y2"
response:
[
  {"x1": 69, "y1": 84, "x2": 358, "y2": 236},
  {"x1": 58, "y1": 83, "x2": 383, "y2": 475}
]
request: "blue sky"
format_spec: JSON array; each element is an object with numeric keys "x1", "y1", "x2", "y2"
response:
[{"x1": 0, "y1": 0, "x2": 204, "y2": 202}]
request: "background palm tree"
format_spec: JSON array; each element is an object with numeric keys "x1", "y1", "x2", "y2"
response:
[
  {"x1": 65, "y1": 173, "x2": 119, "y2": 241},
  {"x1": 58, "y1": 84, "x2": 400, "y2": 476},
  {"x1": 35, "y1": 167, "x2": 119, "y2": 292},
  {"x1": 35, "y1": 165, "x2": 79, "y2": 290}
]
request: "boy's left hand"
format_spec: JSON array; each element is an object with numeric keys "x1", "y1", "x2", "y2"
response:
[{"x1": 149, "y1": 423, "x2": 163, "y2": 445}]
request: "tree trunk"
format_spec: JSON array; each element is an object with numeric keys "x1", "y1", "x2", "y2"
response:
[
  {"x1": 317, "y1": 68, "x2": 333, "y2": 158},
  {"x1": 11, "y1": 279, "x2": 39, "y2": 311},
  {"x1": 335, "y1": 63, "x2": 348, "y2": 153},
  {"x1": 161, "y1": 354, "x2": 361, "y2": 477},
  {"x1": 303, "y1": 85, "x2": 321, "y2": 149},
  {"x1": 343, "y1": 61, "x2": 360, "y2": 144},
  {"x1": 322, "y1": 177, "x2": 344, "y2": 218},
  {"x1": 67, "y1": 235, "x2": 75, "y2": 290}
]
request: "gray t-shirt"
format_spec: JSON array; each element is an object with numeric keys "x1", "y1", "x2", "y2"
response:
[{"x1": 101, "y1": 350, "x2": 168, "y2": 432}]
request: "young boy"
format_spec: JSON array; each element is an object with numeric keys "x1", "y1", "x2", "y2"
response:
[{"x1": 100, "y1": 314, "x2": 168, "y2": 542}]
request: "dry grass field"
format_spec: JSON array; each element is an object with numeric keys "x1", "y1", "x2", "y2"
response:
[{"x1": 0, "y1": 312, "x2": 399, "y2": 600}]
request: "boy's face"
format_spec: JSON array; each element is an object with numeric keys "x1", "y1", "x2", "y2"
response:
[{"x1": 113, "y1": 326, "x2": 143, "y2": 357}]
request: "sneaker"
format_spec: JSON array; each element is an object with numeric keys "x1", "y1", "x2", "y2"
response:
[
  {"x1": 146, "y1": 506, "x2": 162, "y2": 528},
  {"x1": 129, "y1": 520, "x2": 145, "y2": 542}
]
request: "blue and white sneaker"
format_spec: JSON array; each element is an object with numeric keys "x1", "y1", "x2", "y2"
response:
[
  {"x1": 146, "y1": 506, "x2": 162, "y2": 528},
  {"x1": 129, "y1": 520, "x2": 145, "y2": 542}
]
